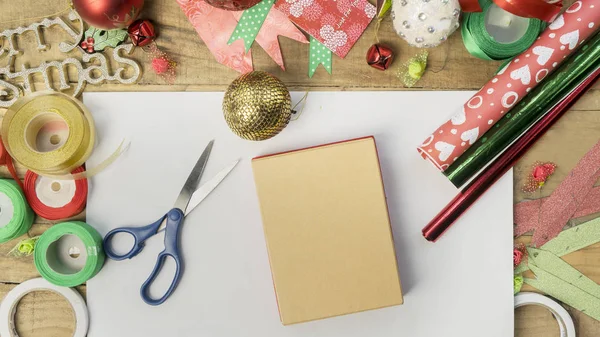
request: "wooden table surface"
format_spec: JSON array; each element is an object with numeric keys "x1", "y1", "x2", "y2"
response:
[{"x1": 1, "y1": 1, "x2": 599, "y2": 336}]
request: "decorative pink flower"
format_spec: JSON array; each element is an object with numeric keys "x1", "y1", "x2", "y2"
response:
[
  {"x1": 152, "y1": 58, "x2": 170, "y2": 74},
  {"x1": 513, "y1": 249, "x2": 524, "y2": 267}
]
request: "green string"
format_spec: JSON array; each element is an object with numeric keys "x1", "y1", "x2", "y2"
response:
[
  {"x1": 228, "y1": 0, "x2": 275, "y2": 52},
  {"x1": 308, "y1": 36, "x2": 332, "y2": 77},
  {"x1": 461, "y1": 0, "x2": 544, "y2": 61}
]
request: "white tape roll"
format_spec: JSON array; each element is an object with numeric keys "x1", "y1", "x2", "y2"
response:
[
  {"x1": 0, "y1": 278, "x2": 89, "y2": 337},
  {"x1": 515, "y1": 292, "x2": 576, "y2": 337}
]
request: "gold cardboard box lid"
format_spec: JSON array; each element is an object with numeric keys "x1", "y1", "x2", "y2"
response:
[{"x1": 252, "y1": 137, "x2": 403, "y2": 325}]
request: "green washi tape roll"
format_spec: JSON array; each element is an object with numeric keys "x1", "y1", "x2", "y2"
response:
[
  {"x1": 0, "y1": 179, "x2": 34, "y2": 243},
  {"x1": 462, "y1": 0, "x2": 544, "y2": 61},
  {"x1": 34, "y1": 221, "x2": 105, "y2": 287}
]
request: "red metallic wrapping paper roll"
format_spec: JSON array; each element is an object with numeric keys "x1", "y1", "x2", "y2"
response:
[
  {"x1": 418, "y1": 0, "x2": 600, "y2": 171},
  {"x1": 24, "y1": 167, "x2": 87, "y2": 220}
]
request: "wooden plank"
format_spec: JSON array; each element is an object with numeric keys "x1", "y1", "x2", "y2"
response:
[{"x1": 0, "y1": 0, "x2": 501, "y2": 92}]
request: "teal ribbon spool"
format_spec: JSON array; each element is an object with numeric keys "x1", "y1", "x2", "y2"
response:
[
  {"x1": 34, "y1": 221, "x2": 105, "y2": 287},
  {"x1": 461, "y1": 0, "x2": 544, "y2": 61},
  {"x1": 0, "y1": 180, "x2": 34, "y2": 243}
]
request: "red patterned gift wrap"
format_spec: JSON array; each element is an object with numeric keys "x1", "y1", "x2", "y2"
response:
[
  {"x1": 417, "y1": 0, "x2": 600, "y2": 171},
  {"x1": 275, "y1": 0, "x2": 376, "y2": 58}
]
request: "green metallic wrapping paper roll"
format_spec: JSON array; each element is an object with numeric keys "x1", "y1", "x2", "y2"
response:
[{"x1": 445, "y1": 31, "x2": 600, "y2": 187}]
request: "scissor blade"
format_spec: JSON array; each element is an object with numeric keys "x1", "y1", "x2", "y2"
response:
[
  {"x1": 173, "y1": 140, "x2": 214, "y2": 213},
  {"x1": 185, "y1": 159, "x2": 239, "y2": 216}
]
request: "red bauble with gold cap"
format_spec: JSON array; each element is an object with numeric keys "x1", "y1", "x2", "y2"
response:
[
  {"x1": 72, "y1": 0, "x2": 145, "y2": 30},
  {"x1": 204, "y1": 0, "x2": 262, "y2": 11}
]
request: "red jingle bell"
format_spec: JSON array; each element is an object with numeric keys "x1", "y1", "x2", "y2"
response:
[
  {"x1": 204, "y1": 0, "x2": 262, "y2": 11},
  {"x1": 128, "y1": 19, "x2": 156, "y2": 47},
  {"x1": 366, "y1": 44, "x2": 394, "y2": 71}
]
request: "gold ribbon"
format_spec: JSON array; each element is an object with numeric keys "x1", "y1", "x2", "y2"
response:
[{"x1": 1, "y1": 91, "x2": 125, "y2": 179}]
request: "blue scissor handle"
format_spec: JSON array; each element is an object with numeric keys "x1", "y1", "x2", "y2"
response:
[
  {"x1": 103, "y1": 215, "x2": 166, "y2": 261},
  {"x1": 139, "y1": 208, "x2": 184, "y2": 306}
]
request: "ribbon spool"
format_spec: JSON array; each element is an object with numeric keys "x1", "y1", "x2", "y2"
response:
[
  {"x1": 0, "y1": 278, "x2": 89, "y2": 337},
  {"x1": 0, "y1": 91, "x2": 95, "y2": 177},
  {"x1": 24, "y1": 166, "x2": 87, "y2": 220},
  {"x1": 514, "y1": 292, "x2": 576, "y2": 337},
  {"x1": 0, "y1": 180, "x2": 35, "y2": 243},
  {"x1": 34, "y1": 221, "x2": 105, "y2": 287},
  {"x1": 462, "y1": 0, "x2": 544, "y2": 61}
]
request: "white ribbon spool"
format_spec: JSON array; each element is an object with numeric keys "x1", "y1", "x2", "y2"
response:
[
  {"x1": 0, "y1": 278, "x2": 89, "y2": 337},
  {"x1": 515, "y1": 292, "x2": 576, "y2": 337}
]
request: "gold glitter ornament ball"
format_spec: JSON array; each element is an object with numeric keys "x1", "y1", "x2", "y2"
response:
[{"x1": 223, "y1": 71, "x2": 292, "y2": 141}]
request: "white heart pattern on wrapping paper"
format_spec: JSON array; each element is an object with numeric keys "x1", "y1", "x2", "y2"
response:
[
  {"x1": 560, "y1": 30, "x2": 580, "y2": 50},
  {"x1": 320, "y1": 25, "x2": 347, "y2": 52},
  {"x1": 510, "y1": 65, "x2": 532, "y2": 85},
  {"x1": 549, "y1": 15, "x2": 565, "y2": 30},
  {"x1": 532, "y1": 46, "x2": 554, "y2": 66},
  {"x1": 435, "y1": 141, "x2": 455, "y2": 162},
  {"x1": 460, "y1": 127, "x2": 479, "y2": 145},
  {"x1": 450, "y1": 108, "x2": 466, "y2": 125}
]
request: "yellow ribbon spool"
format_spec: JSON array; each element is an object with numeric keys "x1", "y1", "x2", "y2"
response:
[{"x1": 1, "y1": 92, "x2": 95, "y2": 176}]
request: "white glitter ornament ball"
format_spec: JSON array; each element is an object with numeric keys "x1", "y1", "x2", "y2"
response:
[{"x1": 392, "y1": 0, "x2": 461, "y2": 48}]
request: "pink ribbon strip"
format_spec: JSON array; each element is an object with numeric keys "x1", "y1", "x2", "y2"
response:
[
  {"x1": 233, "y1": 8, "x2": 308, "y2": 71},
  {"x1": 459, "y1": 0, "x2": 562, "y2": 22},
  {"x1": 515, "y1": 140, "x2": 600, "y2": 246},
  {"x1": 177, "y1": 0, "x2": 307, "y2": 73}
]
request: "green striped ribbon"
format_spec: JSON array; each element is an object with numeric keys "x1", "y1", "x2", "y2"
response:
[
  {"x1": 309, "y1": 36, "x2": 332, "y2": 77},
  {"x1": 34, "y1": 221, "x2": 105, "y2": 287},
  {"x1": 228, "y1": 0, "x2": 275, "y2": 51},
  {"x1": 461, "y1": 0, "x2": 544, "y2": 61}
]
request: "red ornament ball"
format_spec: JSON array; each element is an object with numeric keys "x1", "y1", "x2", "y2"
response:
[
  {"x1": 128, "y1": 19, "x2": 155, "y2": 47},
  {"x1": 204, "y1": 0, "x2": 262, "y2": 11},
  {"x1": 73, "y1": 0, "x2": 145, "y2": 30},
  {"x1": 366, "y1": 44, "x2": 394, "y2": 71}
]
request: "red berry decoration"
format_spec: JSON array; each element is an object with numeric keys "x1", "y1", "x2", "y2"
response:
[
  {"x1": 366, "y1": 44, "x2": 394, "y2": 71},
  {"x1": 128, "y1": 19, "x2": 156, "y2": 47},
  {"x1": 204, "y1": 0, "x2": 262, "y2": 11},
  {"x1": 73, "y1": 0, "x2": 144, "y2": 29},
  {"x1": 80, "y1": 37, "x2": 96, "y2": 54}
]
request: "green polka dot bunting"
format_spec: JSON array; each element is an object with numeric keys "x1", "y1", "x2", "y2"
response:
[
  {"x1": 228, "y1": 0, "x2": 275, "y2": 51},
  {"x1": 309, "y1": 36, "x2": 332, "y2": 78}
]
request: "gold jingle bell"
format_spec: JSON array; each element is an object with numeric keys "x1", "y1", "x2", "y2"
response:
[{"x1": 223, "y1": 71, "x2": 292, "y2": 141}]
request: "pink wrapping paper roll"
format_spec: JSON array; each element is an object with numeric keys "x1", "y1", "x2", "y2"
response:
[{"x1": 418, "y1": 0, "x2": 600, "y2": 171}]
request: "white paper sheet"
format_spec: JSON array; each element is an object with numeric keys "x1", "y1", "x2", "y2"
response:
[{"x1": 84, "y1": 91, "x2": 514, "y2": 337}]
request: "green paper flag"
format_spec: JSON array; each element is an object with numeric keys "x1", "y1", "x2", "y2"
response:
[
  {"x1": 515, "y1": 217, "x2": 600, "y2": 274},
  {"x1": 525, "y1": 248, "x2": 600, "y2": 321},
  {"x1": 228, "y1": 0, "x2": 275, "y2": 52},
  {"x1": 309, "y1": 36, "x2": 332, "y2": 77}
]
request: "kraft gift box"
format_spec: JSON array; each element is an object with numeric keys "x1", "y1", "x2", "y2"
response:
[{"x1": 252, "y1": 137, "x2": 403, "y2": 325}]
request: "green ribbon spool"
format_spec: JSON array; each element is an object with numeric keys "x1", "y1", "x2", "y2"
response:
[
  {"x1": 0, "y1": 180, "x2": 34, "y2": 243},
  {"x1": 34, "y1": 221, "x2": 105, "y2": 287},
  {"x1": 461, "y1": 0, "x2": 544, "y2": 61}
]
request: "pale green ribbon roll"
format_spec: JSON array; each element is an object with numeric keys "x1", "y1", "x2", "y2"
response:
[
  {"x1": 0, "y1": 180, "x2": 34, "y2": 243},
  {"x1": 34, "y1": 221, "x2": 105, "y2": 287},
  {"x1": 461, "y1": 0, "x2": 544, "y2": 61}
]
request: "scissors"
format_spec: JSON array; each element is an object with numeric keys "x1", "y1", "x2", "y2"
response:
[{"x1": 102, "y1": 140, "x2": 238, "y2": 306}]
